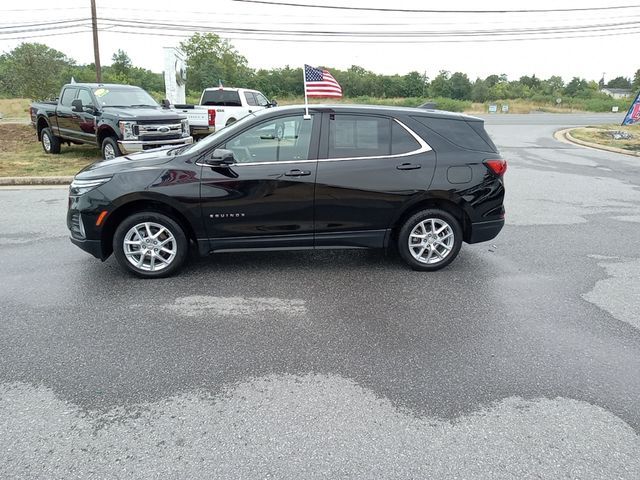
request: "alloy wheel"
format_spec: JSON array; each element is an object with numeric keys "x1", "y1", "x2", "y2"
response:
[
  {"x1": 408, "y1": 218, "x2": 455, "y2": 264},
  {"x1": 103, "y1": 143, "x2": 116, "y2": 160},
  {"x1": 123, "y1": 222, "x2": 177, "y2": 272},
  {"x1": 42, "y1": 132, "x2": 51, "y2": 152}
]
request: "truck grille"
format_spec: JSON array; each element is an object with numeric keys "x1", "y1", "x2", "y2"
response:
[{"x1": 134, "y1": 123, "x2": 182, "y2": 141}]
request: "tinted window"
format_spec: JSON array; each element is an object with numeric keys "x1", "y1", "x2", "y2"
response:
[
  {"x1": 255, "y1": 93, "x2": 270, "y2": 107},
  {"x1": 201, "y1": 90, "x2": 242, "y2": 106},
  {"x1": 412, "y1": 116, "x2": 496, "y2": 152},
  {"x1": 225, "y1": 115, "x2": 314, "y2": 163},
  {"x1": 76, "y1": 89, "x2": 94, "y2": 107},
  {"x1": 329, "y1": 115, "x2": 390, "y2": 158},
  {"x1": 60, "y1": 88, "x2": 77, "y2": 107},
  {"x1": 244, "y1": 92, "x2": 257, "y2": 106},
  {"x1": 391, "y1": 121, "x2": 420, "y2": 154}
]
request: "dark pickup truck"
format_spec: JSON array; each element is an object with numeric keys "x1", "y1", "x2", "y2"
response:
[{"x1": 30, "y1": 83, "x2": 193, "y2": 160}]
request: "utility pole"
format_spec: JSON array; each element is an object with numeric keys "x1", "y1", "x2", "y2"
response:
[{"x1": 90, "y1": 0, "x2": 102, "y2": 82}]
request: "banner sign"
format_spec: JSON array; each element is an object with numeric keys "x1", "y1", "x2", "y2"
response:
[{"x1": 622, "y1": 90, "x2": 640, "y2": 125}]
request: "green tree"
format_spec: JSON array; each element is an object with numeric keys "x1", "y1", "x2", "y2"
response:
[
  {"x1": 564, "y1": 77, "x2": 589, "y2": 97},
  {"x1": 0, "y1": 42, "x2": 74, "y2": 99},
  {"x1": 449, "y1": 72, "x2": 472, "y2": 100},
  {"x1": 180, "y1": 33, "x2": 251, "y2": 92},
  {"x1": 471, "y1": 78, "x2": 489, "y2": 102},
  {"x1": 632, "y1": 69, "x2": 640, "y2": 91},
  {"x1": 111, "y1": 49, "x2": 132, "y2": 77},
  {"x1": 606, "y1": 76, "x2": 631, "y2": 89},
  {"x1": 401, "y1": 71, "x2": 427, "y2": 97},
  {"x1": 430, "y1": 70, "x2": 452, "y2": 98}
]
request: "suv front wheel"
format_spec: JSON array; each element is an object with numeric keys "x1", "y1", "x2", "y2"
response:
[
  {"x1": 398, "y1": 209, "x2": 463, "y2": 271},
  {"x1": 113, "y1": 212, "x2": 188, "y2": 278}
]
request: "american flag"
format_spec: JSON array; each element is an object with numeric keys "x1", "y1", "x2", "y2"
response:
[{"x1": 304, "y1": 64, "x2": 342, "y2": 98}]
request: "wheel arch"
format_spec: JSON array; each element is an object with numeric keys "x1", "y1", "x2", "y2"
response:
[
  {"x1": 390, "y1": 194, "x2": 473, "y2": 244},
  {"x1": 97, "y1": 124, "x2": 118, "y2": 146},
  {"x1": 99, "y1": 196, "x2": 197, "y2": 259},
  {"x1": 36, "y1": 116, "x2": 50, "y2": 140}
]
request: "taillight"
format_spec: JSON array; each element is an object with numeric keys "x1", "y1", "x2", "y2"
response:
[
  {"x1": 484, "y1": 159, "x2": 507, "y2": 176},
  {"x1": 208, "y1": 109, "x2": 216, "y2": 126}
]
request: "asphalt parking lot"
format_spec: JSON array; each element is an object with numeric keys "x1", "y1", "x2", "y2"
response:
[{"x1": 1, "y1": 113, "x2": 639, "y2": 478}]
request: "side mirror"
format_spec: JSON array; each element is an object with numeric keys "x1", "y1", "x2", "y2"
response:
[
  {"x1": 71, "y1": 99, "x2": 83, "y2": 112},
  {"x1": 206, "y1": 148, "x2": 236, "y2": 166},
  {"x1": 161, "y1": 99, "x2": 171, "y2": 109},
  {"x1": 269, "y1": 99, "x2": 278, "y2": 108}
]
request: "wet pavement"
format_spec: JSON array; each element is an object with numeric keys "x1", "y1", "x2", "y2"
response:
[{"x1": 1, "y1": 113, "x2": 639, "y2": 479}]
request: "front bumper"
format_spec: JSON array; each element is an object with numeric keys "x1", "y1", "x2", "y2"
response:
[
  {"x1": 69, "y1": 236, "x2": 103, "y2": 259},
  {"x1": 118, "y1": 136, "x2": 193, "y2": 154},
  {"x1": 467, "y1": 218, "x2": 504, "y2": 244},
  {"x1": 191, "y1": 126, "x2": 215, "y2": 137}
]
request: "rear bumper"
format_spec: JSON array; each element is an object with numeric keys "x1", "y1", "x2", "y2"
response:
[
  {"x1": 191, "y1": 126, "x2": 215, "y2": 137},
  {"x1": 69, "y1": 236, "x2": 103, "y2": 260},
  {"x1": 467, "y1": 218, "x2": 504, "y2": 244},
  {"x1": 118, "y1": 136, "x2": 193, "y2": 154}
]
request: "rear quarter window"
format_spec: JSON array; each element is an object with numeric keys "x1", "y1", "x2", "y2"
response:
[
  {"x1": 412, "y1": 116, "x2": 497, "y2": 153},
  {"x1": 391, "y1": 121, "x2": 421, "y2": 154}
]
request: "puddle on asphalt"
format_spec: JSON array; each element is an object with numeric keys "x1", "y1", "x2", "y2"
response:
[
  {"x1": 582, "y1": 256, "x2": 640, "y2": 332},
  {"x1": 1, "y1": 375, "x2": 638, "y2": 478}
]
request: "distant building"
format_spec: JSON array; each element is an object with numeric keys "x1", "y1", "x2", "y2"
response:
[{"x1": 600, "y1": 87, "x2": 633, "y2": 99}]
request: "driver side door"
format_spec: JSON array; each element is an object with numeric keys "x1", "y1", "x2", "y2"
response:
[{"x1": 200, "y1": 112, "x2": 320, "y2": 251}]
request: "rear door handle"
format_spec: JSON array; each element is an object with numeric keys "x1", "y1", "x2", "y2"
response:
[
  {"x1": 284, "y1": 169, "x2": 311, "y2": 176},
  {"x1": 396, "y1": 163, "x2": 421, "y2": 170}
]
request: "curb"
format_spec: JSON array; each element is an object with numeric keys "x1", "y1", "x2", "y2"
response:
[
  {"x1": 557, "y1": 128, "x2": 640, "y2": 157},
  {"x1": 0, "y1": 176, "x2": 73, "y2": 186}
]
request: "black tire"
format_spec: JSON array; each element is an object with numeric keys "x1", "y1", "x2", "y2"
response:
[
  {"x1": 397, "y1": 208, "x2": 463, "y2": 271},
  {"x1": 41, "y1": 127, "x2": 61, "y2": 154},
  {"x1": 113, "y1": 212, "x2": 188, "y2": 278},
  {"x1": 226, "y1": 118, "x2": 237, "y2": 127},
  {"x1": 101, "y1": 136, "x2": 123, "y2": 160}
]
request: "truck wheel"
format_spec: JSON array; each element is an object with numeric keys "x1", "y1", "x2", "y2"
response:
[
  {"x1": 397, "y1": 209, "x2": 463, "y2": 271},
  {"x1": 102, "y1": 137, "x2": 122, "y2": 160},
  {"x1": 226, "y1": 118, "x2": 237, "y2": 127},
  {"x1": 113, "y1": 212, "x2": 188, "y2": 278},
  {"x1": 41, "y1": 128, "x2": 61, "y2": 154}
]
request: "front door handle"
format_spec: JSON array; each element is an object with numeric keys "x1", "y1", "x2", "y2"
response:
[
  {"x1": 284, "y1": 169, "x2": 311, "y2": 176},
  {"x1": 396, "y1": 163, "x2": 421, "y2": 170}
]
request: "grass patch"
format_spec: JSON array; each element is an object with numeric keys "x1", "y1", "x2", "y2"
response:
[
  {"x1": 570, "y1": 124, "x2": 640, "y2": 153},
  {"x1": 0, "y1": 124, "x2": 99, "y2": 177},
  {"x1": 0, "y1": 98, "x2": 30, "y2": 119}
]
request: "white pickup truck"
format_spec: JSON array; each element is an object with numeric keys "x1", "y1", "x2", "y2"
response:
[{"x1": 173, "y1": 87, "x2": 276, "y2": 139}]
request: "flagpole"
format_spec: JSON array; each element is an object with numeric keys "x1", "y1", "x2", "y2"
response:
[{"x1": 303, "y1": 65, "x2": 311, "y2": 120}]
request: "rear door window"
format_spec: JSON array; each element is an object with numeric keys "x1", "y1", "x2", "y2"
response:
[
  {"x1": 244, "y1": 92, "x2": 258, "y2": 106},
  {"x1": 60, "y1": 88, "x2": 78, "y2": 107},
  {"x1": 328, "y1": 115, "x2": 390, "y2": 158},
  {"x1": 201, "y1": 90, "x2": 242, "y2": 106}
]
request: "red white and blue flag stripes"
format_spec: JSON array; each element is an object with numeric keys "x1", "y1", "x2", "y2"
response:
[
  {"x1": 622, "y1": 90, "x2": 640, "y2": 125},
  {"x1": 304, "y1": 64, "x2": 343, "y2": 98}
]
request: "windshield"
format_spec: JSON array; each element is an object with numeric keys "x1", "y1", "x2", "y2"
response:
[
  {"x1": 92, "y1": 87, "x2": 158, "y2": 108},
  {"x1": 180, "y1": 112, "x2": 258, "y2": 155}
]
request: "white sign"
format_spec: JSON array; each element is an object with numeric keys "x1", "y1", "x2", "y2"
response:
[
  {"x1": 612, "y1": 106, "x2": 619, "y2": 113},
  {"x1": 501, "y1": 104, "x2": 509, "y2": 113},
  {"x1": 488, "y1": 104, "x2": 498, "y2": 113},
  {"x1": 163, "y1": 47, "x2": 187, "y2": 104}
]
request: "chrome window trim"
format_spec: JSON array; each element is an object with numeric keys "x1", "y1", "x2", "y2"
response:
[{"x1": 196, "y1": 118, "x2": 431, "y2": 167}]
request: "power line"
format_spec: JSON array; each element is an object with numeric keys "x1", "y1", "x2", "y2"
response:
[{"x1": 230, "y1": 0, "x2": 640, "y2": 14}]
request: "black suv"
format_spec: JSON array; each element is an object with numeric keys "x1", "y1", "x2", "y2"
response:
[{"x1": 67, "y1": 105, "x2": 505, "y2": 278}]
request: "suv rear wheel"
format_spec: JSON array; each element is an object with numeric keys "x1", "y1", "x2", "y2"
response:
[
  {"x1": 113, "y1": 212, "x2": 188, "y2": 278},
  {"x1": 398, "y1": 209, "x2": 462, "y2": 271}
]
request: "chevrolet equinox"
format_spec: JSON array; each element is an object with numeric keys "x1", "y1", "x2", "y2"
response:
[{"x1": 67, "y1": 105, "x2": 506, "y2": 278}]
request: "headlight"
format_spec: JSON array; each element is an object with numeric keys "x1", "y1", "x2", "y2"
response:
[
  {"x1": 119, "y1": 121, "x2": 137, "y2": 140},
  {"x1": 69, "y1": 177, "x2": 112, "y2": 196},
  {"x1": 181, "y1": 118, "x2": 189, "y2": 135}
]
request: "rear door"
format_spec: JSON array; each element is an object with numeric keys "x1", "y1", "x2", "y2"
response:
[
  {"x1": 314, "y1": 112, "x2": 436, "y2": 247},
  {"x1": 200, "y1": 112, "x2": 320, "y2": 251},
  {"x1": 53, "y1": 87, "x2": 78, "y2": 139}
]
